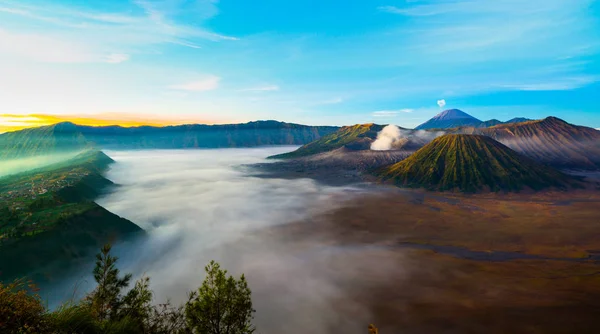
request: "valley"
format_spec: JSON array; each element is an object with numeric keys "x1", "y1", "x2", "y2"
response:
[{"x1": 1, "y1": 111, "x2": 600, "y2": 333}]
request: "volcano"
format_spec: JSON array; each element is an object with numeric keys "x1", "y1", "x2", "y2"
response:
[{"x1": 377, "y1": 134, "x2": 575, "y2": 192}]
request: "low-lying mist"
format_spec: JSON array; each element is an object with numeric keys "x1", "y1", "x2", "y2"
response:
[
  {"x1": 54, "y1": 147, "x2": 405, "y2": 333},
  {"x1": 0, "y1": 150, "x2": 85, "y2": 178}
]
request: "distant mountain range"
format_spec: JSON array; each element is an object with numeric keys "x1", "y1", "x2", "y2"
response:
[
  {"x1": 377, "y1": 134, "x2": 576, "y2": 192},
  {"x1": 0, "y1": 121, "x2": 339, "y2": 159},
  {"x1": 415, "y1": 109, "x2": 532, "y2": 130}
]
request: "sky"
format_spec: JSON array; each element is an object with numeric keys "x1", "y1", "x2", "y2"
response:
[{"x1": 0, "y1": 0, "x2": 599, "y2": 132}]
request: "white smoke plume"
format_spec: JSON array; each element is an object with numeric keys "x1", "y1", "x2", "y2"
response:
[
  {"x1": 370, "y1": 125, "x2": 447, "y2": 151},
  {"x1": 370, "y1": 125, "x2": 403, "y2": 151},
  {"x1": 437, "y1": 99, "x2": 446, "y2": 108}
]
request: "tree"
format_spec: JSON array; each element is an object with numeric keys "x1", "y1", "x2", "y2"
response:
[
  {"x1": 185, "y1": 261, "x2": 255, "y2": 334},
  {"x1": 87, "y1": 243, "x2": 132, "y2": 321}
]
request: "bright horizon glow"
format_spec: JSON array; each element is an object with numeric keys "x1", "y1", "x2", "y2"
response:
[
  {"x1": 0, "y1": 113, "x2": 223, "y2": 133},
  {"x1": 0, "y1": 0, "x2": 599, "y2": 130}
]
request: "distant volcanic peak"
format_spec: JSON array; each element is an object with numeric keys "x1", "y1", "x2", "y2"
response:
[
  {"x1": 433, "y1": 109, "x2": 481, "y2": 121},
  {"x1": 378, "y1": 134, "x2": 573, "y2": 193},
  {"x1": 415, "y1": 109, "x2": 483, "y2": 130}
]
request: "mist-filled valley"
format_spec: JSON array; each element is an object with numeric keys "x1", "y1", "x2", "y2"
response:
[{"x1": 45, "y1": 147, "x2": 399, "y2": 334}]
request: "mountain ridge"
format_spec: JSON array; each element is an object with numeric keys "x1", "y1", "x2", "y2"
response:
[{"x1": 0, "y1": 120, "x2": 339, "y2": 157}]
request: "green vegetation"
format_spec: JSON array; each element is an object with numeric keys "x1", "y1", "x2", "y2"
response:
[
  {"x1": 269, "y1": 123, "x2": 384, "y2": 159},
  {"x1": 186, "y1": 261, "x2": 255, "y2": 334},
  {"x1": 0, "y1": 245, "x2": 255, "y2": 334},
  {"x1": 0, "y1": 149, "x2": 141, "y2": 284},
  {"x1": 377, "y1": 134, "x2": 576, "y2": 193}
]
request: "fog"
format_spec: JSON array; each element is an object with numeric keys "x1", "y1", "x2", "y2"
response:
[
  {"x1": 55, "y1": 147, "x2": 405, "y2": 333},
  {"x1": 0, "y1": 150, "x2": 84, "y2": 178}
]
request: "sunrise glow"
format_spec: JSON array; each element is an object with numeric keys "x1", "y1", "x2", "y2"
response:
[{"x1": 0, "y1": 114, "x2": 221, "y2": 133}]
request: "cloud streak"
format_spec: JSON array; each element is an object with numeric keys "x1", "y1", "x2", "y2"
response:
[
  {"x1": 0, "y1": 0, "x2": 238, "y2": 64},
  {"x1": 239, "y1": 85, "x2": 280, "y2": 92},
  {"x1": 372, "y1": 109, "x2": 413, "y2": 117},
  {"x1": 170, "y1": 76, "x2": 221, "y2": 92}
]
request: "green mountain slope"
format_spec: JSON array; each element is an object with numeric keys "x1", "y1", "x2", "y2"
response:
[
  {"x1": 269, "y1": 123, "x2": 385, "y2": 159},
  {"x1": 0, "y1": 150, "x2": 142, "y2": 283},
  {"x1": 377, "y1": 134, "x2": 575, "y2": 193}
]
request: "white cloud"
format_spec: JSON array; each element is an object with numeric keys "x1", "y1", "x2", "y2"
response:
[
  {"x1": 170, "y1": 76, "x2": 221, "y2": 92},
  {"x1": 372, "y1": 109, "x2": 413, "y2": 117},
  {"x1": 240, "y1": 85, "x2": 280, "y2": 92},
  {"x1": 105, "y1": 53, "x2": 130, "y2": 64},
  {"x1": 0, "y1": 0, "x2": 238, "y2": 64},
  {"x1": 437, "y1": 100, "x2": 446, "y2": 108}
]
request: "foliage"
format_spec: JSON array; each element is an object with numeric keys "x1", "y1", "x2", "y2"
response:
[
  {"x1": 87, "y1": 244, "x2": 133, "y2": 321},
  {"x1": 185, "y1": 261, "x2": 255, "y2": 334},
  {"x1": 0, "y1": 279, "x2": 51, "y2": 333},
  {"x1": 0, "y1": 244, "x2": 256, "y2": 333}
]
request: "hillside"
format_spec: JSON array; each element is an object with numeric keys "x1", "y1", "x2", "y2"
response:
[
  {"x1": 477, "y1": 117, "x2": 600, "y2": 170},
  {"x1": 0, "y1": 122, "x2": 92, "y2": 159},
  {"x1": 377, "y1": 134, "x2": 575, "y2": 193},
  {"x1": 0, "y1": 150, "x2": 142, "y2": 283},
  {"x1": 269, "y1": 123, "x2": 385, "y2": 159}
]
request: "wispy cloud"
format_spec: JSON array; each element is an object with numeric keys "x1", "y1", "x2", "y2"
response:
[
  {"x1": 170, "y1": 76, "x2": 221, "y2": 92},
  {"x1": 0, "y1": 28, "x2": 124, "y2": 63},
  {"x1": 239, "y1": 85, "x2": 280, "y2": 92},
  {"x1": 497, "y1": 76, "x2": 598, "y2": 91},
  {"x1": 105, "y1": 53, "x2": 130, "y2": 64},
  {"x1": 0, "y1": 0, "x2": 238, "y2": 64},
  {"x1": 372, "y1": 109, "x2": 413, "y2": 117}
]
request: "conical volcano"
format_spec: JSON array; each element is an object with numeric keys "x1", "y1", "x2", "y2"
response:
[
  {"x1": 415, "y1": 109, "x2": 483, "y2": 130},
  {"x1": 377, "y1": 134, "x2": 575, "y2": 192}
]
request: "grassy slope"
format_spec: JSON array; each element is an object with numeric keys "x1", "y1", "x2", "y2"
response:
[
  {"x1": 378, "y1": 134, "x2": 575, "y2": 193},
  {"x1": 0, "y1": 150, "x2": 142, "y2": 283},
  {"x1": 268, "y1": 123, "x2": 384, "y2": 159}
]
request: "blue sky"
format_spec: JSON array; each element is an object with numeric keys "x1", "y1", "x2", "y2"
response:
[{"x1": 0, "y1": 0, "x2": 599, "y2": 128}]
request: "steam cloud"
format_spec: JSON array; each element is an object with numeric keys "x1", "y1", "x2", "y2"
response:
[
  {"x1": 51, "y1": 147, "x2": 405, "y2": 334},
  {"x1": 437, "y1": 99, "x2": 446, "y2": 108},
  {"x1": 371, "y1": 125, "x2": 447, "y2": 151},
  {"x1": 370, "y1": 125, "x2": 403, "y2": 151}
]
